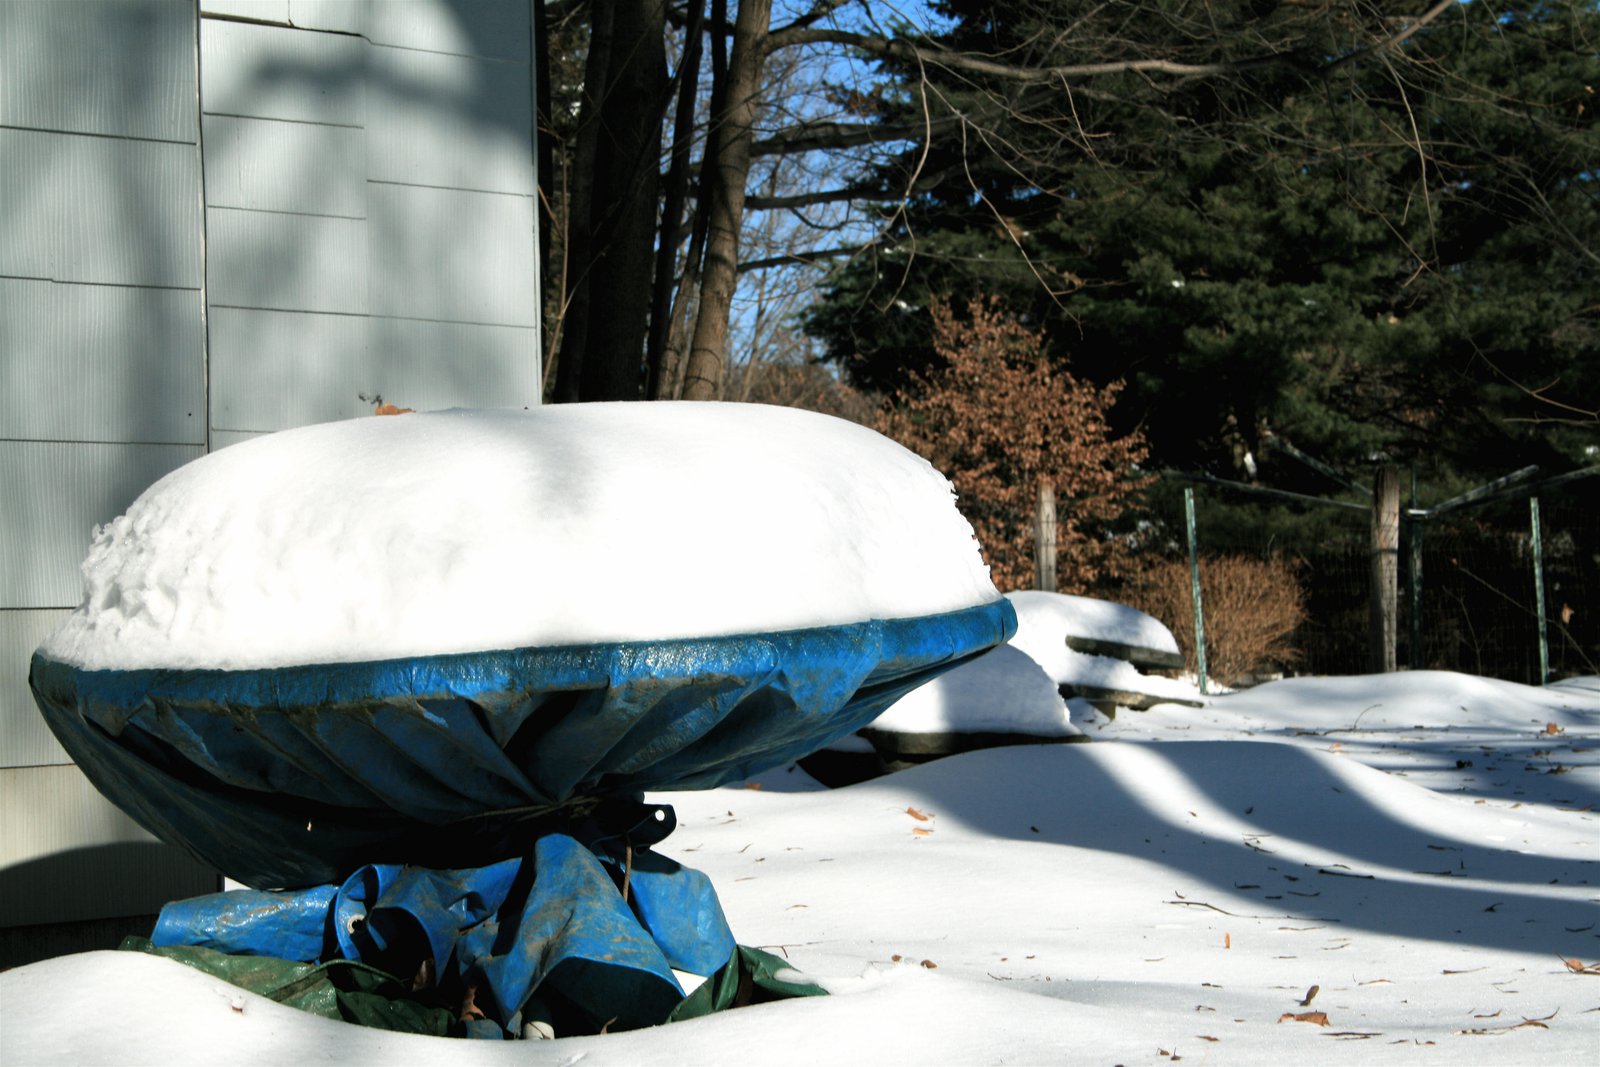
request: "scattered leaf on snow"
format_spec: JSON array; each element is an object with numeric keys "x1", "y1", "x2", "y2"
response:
[
  {"x1": 911, "y1": 827, "x2": 934, "y2": 837},
  {"x1": 1456, "y1": 1010, "x2": 1558, "y2": 1035},
  {"x1": 744, "y1": 782, "x2": 762, "y2": 790},
  {"x1": 1357, "y1": 978, "x2": 1393, "y2": 986},
  {"x1": 1197, "y1": 1035, "x2": 1219, "y2": 1042},
  {"x1": 1279, "y1": 1012, "x2": 1331, "y2": 1026},
  {"x1": 1323, "y1": 1031, "x2": 1382, "y2": 1039},
  {"x1": 1442, "y1": 968, "x2": 1486, "y2": 975},
  {"x1": 1224, "y1": 933, "x2": 1231, "y2": 949},
  {"x1": 890, "y1": 954, "x2": 902, "y2": 962},
  {"x1": 1544, "y1": 722, "x2": 1563, "y2": 735},
  {"x1": 906, "y1": 806, "x2": 931, "y2": 821},
  {"x1": 1562, "y1": 958, "x2": 1600, "y2": 975},
  {"x1": 920, "y1": 959, "x2": 937, "y2": 969}
]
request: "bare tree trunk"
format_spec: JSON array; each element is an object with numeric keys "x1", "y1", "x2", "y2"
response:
[
  {"x1": 579, "y1": 0, "x2": 669, "y2": 401},
  {"x1": 550, "y1": 0, "x2": 615, "y2": 403},
  {"x1": 646, "y1": 0, "x2": 705, "y2": 398},
  {"x1": 680, "y1": 0, "x2": 772, "y2": 401}
]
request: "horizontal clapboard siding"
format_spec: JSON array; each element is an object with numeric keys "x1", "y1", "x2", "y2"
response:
[
  {"x1": 0, "y1": 442, "x2": 204, "y2": 607},
  {"x1": 0, "y1": 279, "x2": 205, "y2": 444},
  {"x1": 369, "y1": 182, "x2": 536, "y2": 326},
  {"x1": 209, "y1": 306, "x2": 367, "y2": 431},
  {"x1": 206, "y1": 207, "x2": 368, "y2": 315},
  {"x1": 0, "y1": 0, "x2": 196, "y2": 142},
  {"x1": 203, "y1": 114, "x2": 365, "y2": 217},
  {"x1": 368, "y1": 317, "x2": 539, "y2": 412},
  {"x1": 366, "y1": 44, "x2": 534, "y2": 194},
  {"x1": 0, "y1": 128, "x2": 202, "y2": 288},
  {"x1": 201, "y1": 18, "x2": 365, "y2": 125}
]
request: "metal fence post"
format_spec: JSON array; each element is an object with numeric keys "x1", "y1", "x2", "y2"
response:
[
  {"x1": 1530, "y1": 496, "x2": 1549, "y2": 685},
  {"x1": 1184, "y1": 487, "x2": 1209, "y2": 695}
]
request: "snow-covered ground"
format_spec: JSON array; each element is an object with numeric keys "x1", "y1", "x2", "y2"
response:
[{"x1": 7, "y1": 671, "x2": 1595, "y2": 1065}]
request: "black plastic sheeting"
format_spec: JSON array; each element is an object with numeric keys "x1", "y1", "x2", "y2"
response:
[{"x1": 30, "y1": 601, "x2": 1014, "y2": 889}]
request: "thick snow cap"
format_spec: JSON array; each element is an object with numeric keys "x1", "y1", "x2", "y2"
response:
[{"x1": 41, "y1": 404, "x2": 999, "y2": 671}]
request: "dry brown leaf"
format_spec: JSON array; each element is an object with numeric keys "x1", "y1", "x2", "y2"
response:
[
  {"x1": 906, "y1": 806, "x2": 931, "y2": 821},
  {"x1": 1224, "y1": 932, "x2": 1231, "y2": 949},
  {"x1": 374, "y1": 402, "x2": 414, "y2": 416},
  {"x1": 1279, "y1": 1012, "x2": 1331, "y2": 1026},
  {"x1": 921, "y1": 959, "x2": 938, "y2": 969},
  {"x1": 1544, "y1": 722, "x2": 1563, "y2": 735},
  {"x1": 890, "y1": 954, "x2": 903, "y2": 962},
  {"x1": 1197, "y1": 1035, "x2": 1219, "y2": 1042},
  {"x1": 1560, "y1": 603, "x2": 1574, "y2": 624},
  {"x1": 911, "y1": 827, "x2": 934, "y2": 837},
  {"x1": 1562, "y1": 958, "x2": 1600, "y2": 975},
  {"x1": 744, "y1": 782, "x2": 762, "y2": 790}
]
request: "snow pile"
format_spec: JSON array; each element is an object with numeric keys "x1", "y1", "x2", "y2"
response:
[
  {"x1": 869, "y1": 643, "x2": 1081, "y2": 737},
  {"x1": 1006, "y1": 590, "x2": 1198, "y2": 703},
  {"x1": 39, "y1": 405, "x2": 999, "y2": 670},
  {"x1": 866, "y1": 590, "x2": 1194, "y2": 739},
  {"x1": 1008, "y1": 590, "x2": 1179, "y2": 657}
]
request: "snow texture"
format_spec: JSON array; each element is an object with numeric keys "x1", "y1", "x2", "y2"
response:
[
  {"x1": 6, "y1": 671, "x2": 1597, "y2": 1065},
  {"x1": 1005, "y1": 590, "x2": 1197, "y2": 701},
  {"x1": 868, "y1": 643, "x2": 1081, "y2": 737},
  {"x1": 1008, "y1": 589, "x2": 1180, "y2": 655},
  {"x1": 38, "y1": 405, "x2": 998, "y2": 670}
]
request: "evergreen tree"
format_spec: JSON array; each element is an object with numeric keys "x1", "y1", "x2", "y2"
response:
[{"x1": 805, "y1": 0, "x2": 1598, "y2": 485}]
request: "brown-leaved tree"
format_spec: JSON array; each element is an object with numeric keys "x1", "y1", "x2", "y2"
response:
[{"x1": 878, "y1": 298, "x2": 1151, "y2": 593}]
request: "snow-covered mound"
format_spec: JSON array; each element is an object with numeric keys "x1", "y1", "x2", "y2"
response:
[
  {"x1": 870, "y1": 643, "x2": 1081, "y2": 738},
  {"x1": 1005, "y1": 590, "x2": 1198, "y2": 704},
  {"x1": 1007, "y1": 590, "x2": 1179, "y2": 660},
  {"x1": 39, "y1": 404, "x2": 999, "y2": 671}
]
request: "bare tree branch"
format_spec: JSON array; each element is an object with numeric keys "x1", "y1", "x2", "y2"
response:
[
  {"x1": 746, "y1": 183, "x2": 887, "y2": 210},
  {"x1": 737, "y1": 244, "x2": 869, "y2": 273}
]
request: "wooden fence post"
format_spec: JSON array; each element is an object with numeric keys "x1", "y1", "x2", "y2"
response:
[
  {"x1": 1369, "y1": 464, "x2": 1400, "y2": 672},
  {"x1": 1034, "y1": 483, "x2": 1057, "y2": 592}
]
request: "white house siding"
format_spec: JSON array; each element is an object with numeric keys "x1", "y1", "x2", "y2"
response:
[
  {"x1": 2, "y1": 0, "x2": 541, "y2": 938},
  {"x1": 0, "y1": 0, "x2": 216, "y2": 931}
]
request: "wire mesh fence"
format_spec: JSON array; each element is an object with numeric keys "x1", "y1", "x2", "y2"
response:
[{"x1": 1133, "y1": 475, "x2": 1598, "y2": 686}]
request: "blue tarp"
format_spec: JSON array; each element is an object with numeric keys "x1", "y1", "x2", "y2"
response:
[
  {"x1": 31, "y1": 601, "x2": 1014, "y2": 1034},
  {"x1": 148, "y1": 831, "x2": 736, "y2": 1035},
  {"x1": 30, "y1": 601, "x2": 1015, "y2": 888}
]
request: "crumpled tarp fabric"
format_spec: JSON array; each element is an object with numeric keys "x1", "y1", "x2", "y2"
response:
[
  {"x1": 143, "y1": 827, "x2": 743, "y2": 1036},
  {"x1": 30, "y1": 601, "x2": 1015, "y2": 888},
  {"x1": 36, "y1": 601, "x2": 1010, "y2": 1037}
]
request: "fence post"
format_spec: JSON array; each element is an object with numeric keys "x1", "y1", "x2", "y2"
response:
[
  {"x1": 1409, "y1": 471, "x2": 1423, "y2": 669},
  {"x1": 1034, "y1": 483, "x2": 1057, "y2": 592},
  {"x1": 1184, "y1": 488, "x2": 1209, "y2": 695},
  {"x1": 1530, "y1": 496, "x2": 1549, "y2": 685},
  {"x1": 1369, "y1": 464, "x2": 1400, "y2": 672}
]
